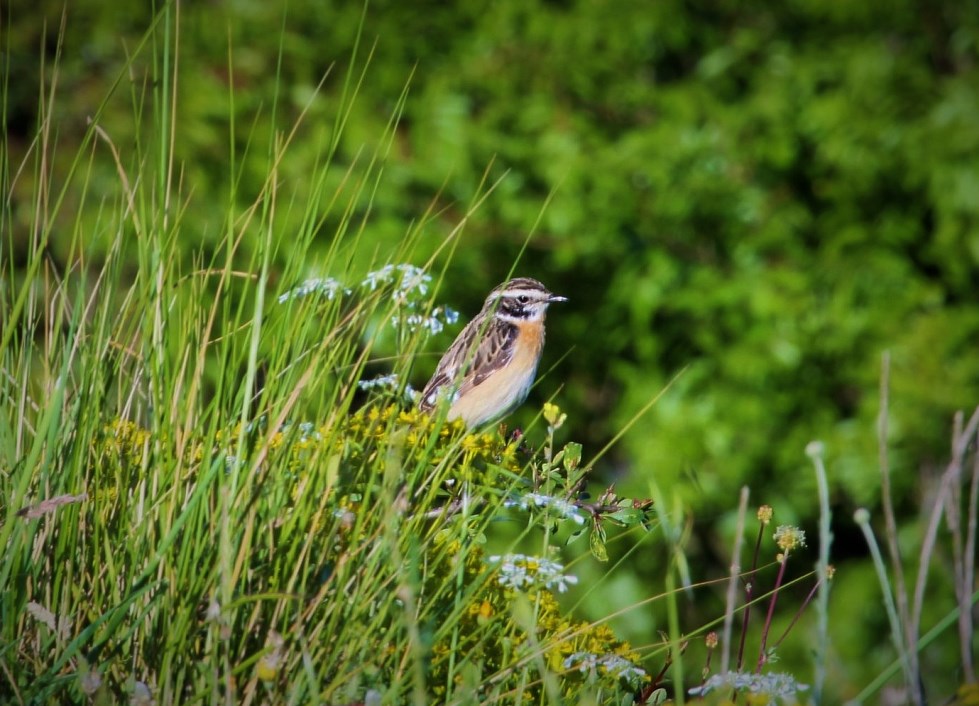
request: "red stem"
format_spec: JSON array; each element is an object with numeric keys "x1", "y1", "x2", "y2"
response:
[{"x1": 755, "y1": 552, "x2": 790, "y2": 672}]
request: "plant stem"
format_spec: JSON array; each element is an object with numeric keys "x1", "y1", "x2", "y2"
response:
[
  {"x1": 755, "y1": 551, "x2": 789, "y2": 672},
  {"x1": 877, "y1": 353, "x2": 919, "y2": 704},
  {"x1": 772, "y1": 576, "x2": 822, "y2": 650},
  {"x1": 855, "y1": 509, "x2": 913, "y2": 689},
  {"x1": 721, "y1": 486, "x2": 750, "y2": 674},
  {"x1": 735, "y1": 517, "x2": 765, "y2": 672},
  {"x1": 808, "y1": 441, "x2": 833, "y2": 704}
]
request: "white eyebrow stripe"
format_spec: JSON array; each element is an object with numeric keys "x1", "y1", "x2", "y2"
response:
[{"x1": 500, "y1": 288, "x2": 548, "y2": 299}]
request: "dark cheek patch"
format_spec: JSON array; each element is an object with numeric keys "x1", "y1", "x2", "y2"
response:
[{"x1": 501, "y1": 300, "x2": 526, "y2": 318}]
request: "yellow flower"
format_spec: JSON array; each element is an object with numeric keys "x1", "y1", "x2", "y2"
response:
[
  {"x1": 255, "y1": 657, "x2": 279, "y2": 681},
  {"x1": 773, "y1": 525, "x2": 806, "y2": 553},
  {"x1": 255, "y1": 631, "x2": 284, "y2": 681},
  {"x1": 543, "y1": 402, "x2": 567, "y2": 429},
  {"x1": 467, "y1": 600, "x2": 494, "y2": 625}
]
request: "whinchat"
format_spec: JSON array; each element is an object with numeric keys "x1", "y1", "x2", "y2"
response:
[{"x1": 418, "y1": 277, "x2": 566, "y2": 427}]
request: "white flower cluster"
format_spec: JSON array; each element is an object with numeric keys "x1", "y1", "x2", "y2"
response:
[
  {"x1": 269, "y1": 420, "x2": 322, "y2": 443},
  {"x1": 356, "y1": 374, "x2": 418, "y2": 401},
  {"x1": 688, "y1": 670, "x2": 810, "y2": 702},
  {"x1": 362, "y1": 263, "x2": 430, "y2": 296},
  {"x1": 280, "y1": 264, "x2": 459, "y2": 338},
  {"x1": 363, "y1": 265, "x2": 461, "y2": 335},
  {"x1": 390, "y1": 305, "x2": 460, "y2": 336},
  {"x1": 504, "y1": 492, "x2": 586, "y2": 525},
  {"x1": 277, "y1": 277, "x2": 350, "y2": 303},
  {"x1": 562, "y1": 651, "x2": 648, "y2": 689},
  {"x1": 357, "y1": 374, "x2": 401, "y2": 391},
  {"x1": 487, "y1": 554, "x2": 579, "y2": 593},
  {"x1": 243, "y1": 415, "x2": 268, "y2": 434},
  {"x1": 297, "y1": 421, "x2": 319, "y2": 443}
]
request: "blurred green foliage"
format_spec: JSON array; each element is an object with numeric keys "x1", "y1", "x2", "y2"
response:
[{"x1": 5, "y1": 0, "x2": 979, "y2": 697}]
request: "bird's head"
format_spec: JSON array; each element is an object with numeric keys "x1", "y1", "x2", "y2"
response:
[{"x1": 484, "y1": 277, "x2": 567, "y2": 322}]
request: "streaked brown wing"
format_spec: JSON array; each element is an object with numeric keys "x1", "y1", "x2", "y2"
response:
[
  {"x1": 418, "y1": 370, "x2": 454, "y2": 410},
  {"x1": 419, "y1": 317, "x2": 517, "y2": 410},
  {"x1": 418, "y1": 315, "x2": 483, "y2": 410},
  {"x1": 457, "y1": 319, "x2": 517, "y2": 394}
]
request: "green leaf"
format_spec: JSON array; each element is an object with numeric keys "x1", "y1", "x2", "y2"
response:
[
  {"x1": 644, "y1": 688, "x2": 668, "y2": 705},
  {"x1": 562, "y1": 442, "x2": 582, "y2": 472},
  {"x1": 607, "y1": 508, "x2": 644, "y2": 526},
  {"x1": 589, "y1": 529, "x2": 609, "y2": 562}
]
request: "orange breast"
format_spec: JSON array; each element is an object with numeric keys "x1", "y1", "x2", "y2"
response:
[{"x1": 448, "y1": 321, "x2": 544, "y2": 427}]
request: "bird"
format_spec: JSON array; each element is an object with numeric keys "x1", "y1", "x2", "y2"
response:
[{"x1": 418, "y1": 277, "x2": 566, "y2": 427}]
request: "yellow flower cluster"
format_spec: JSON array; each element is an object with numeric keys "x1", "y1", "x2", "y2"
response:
[
  {"x1": 428, "y1": 538, "x2": 645, "y2": 698},
  {"x1": 773, "y1": 525, "x2": 806, "y2": 554},
  {"x1": 94, "y1": 405, "x2": 528, "y2": 533},
  {"x1": 536, "y1": 593, "x2": 643, "y2": 684},
  {"x1": 100, "y1": 419, "x2": 151, "y2": 467}
]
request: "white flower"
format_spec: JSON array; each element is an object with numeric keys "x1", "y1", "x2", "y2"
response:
[
  {"x1": 205, "y1": 599, "x2": 221, "y2": 622},
  {"x1": 80, "y1": 669, "x2": 102, "y2": 695},
  {"x1": 563, "y1": 651, "x2": 647, "y2": 689},
  {"x1": 504, "y1": 492, "x2": 586, "y2": 525},
  {"x1": 130, "y1": 680, "x2": 155, "y2": 706},
  {"x1": 361, "y1": 264, "x2": 459, "y2": 338},
  {"x1": 688, "y1": 670, "x2": 810, "y2": 702},
  {"x1": 357, "y1": 374, "x2": 401, "y2": 391},
  {"x1": 297, "y1": 421, "x2": 320, "y2": 443},
  {"x1": 393, "y1": 263, "x2": 431, "y2": 297},
  {"x1": 390, "y1": 306, "x2": 460, "y2": 336},
  {"x1": 362, "y1": 263, "x2": 432, "y2": 295},
  {"x1": 356, "y1": 375, "x2": 418, "y2": 402},
  {"x1": 243, "y1": 415, "x2": 268, "y2": 434},
  {"x1": 487, "y1": 554, "x2": 578, "y2": 593},
  {"x1": 362, "y1": 264, "x2": 393, "y2": 291},
  {"x1": 278, "y1": 277, "x2": 350, "y2": 303}
]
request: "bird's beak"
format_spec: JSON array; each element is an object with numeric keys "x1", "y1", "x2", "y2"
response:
[{"x1": 548, "y1": 294, "x2": 568, "y2": 303}]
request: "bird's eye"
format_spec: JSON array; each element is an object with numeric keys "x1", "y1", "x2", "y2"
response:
[{"x1": 517, "y1": 295, "x2": 530, "y2": 305}]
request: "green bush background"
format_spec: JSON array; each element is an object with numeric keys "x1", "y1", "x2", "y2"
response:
[{"x1": 6, "y1": 0, "x2": 979, "y2": 699}]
